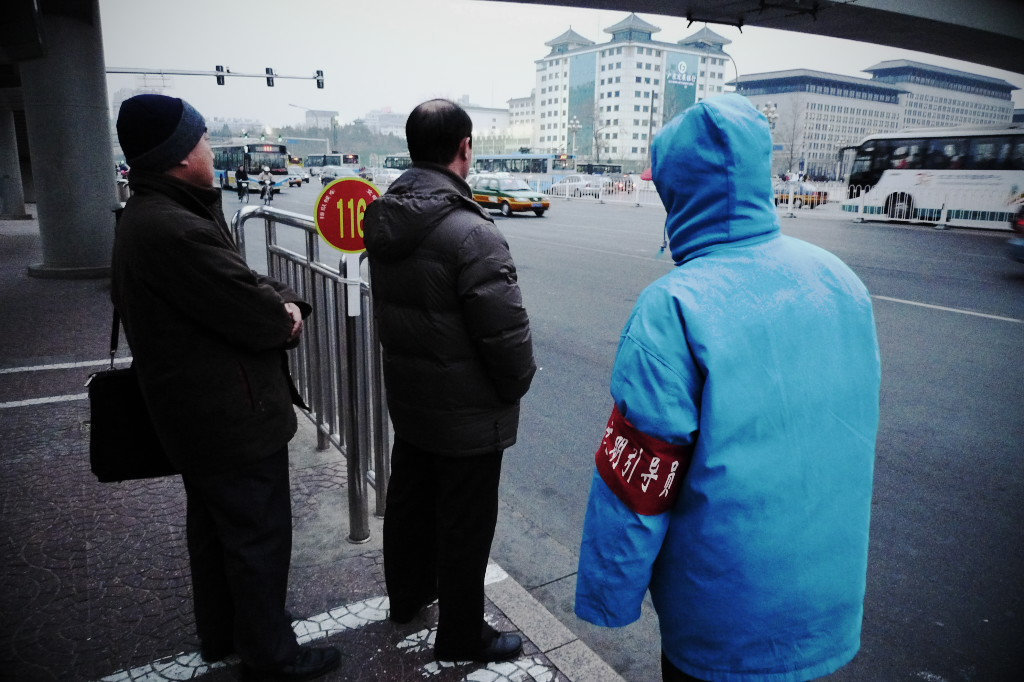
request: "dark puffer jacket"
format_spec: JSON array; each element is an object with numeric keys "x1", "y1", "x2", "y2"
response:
[
  {"x1": 364, "y1": 164, "x2": 536, "y2": 456},
  {"x1": 111, "y1": 171, "x2": 310, "y2": 474}
]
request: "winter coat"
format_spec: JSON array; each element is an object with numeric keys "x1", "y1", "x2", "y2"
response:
[
  {"x1": 111, "y1": 171, "x2": 310, "y2": 474},
  {"x1": 574, "y1": 94, "x2": 882, "y2": 681},
  {"x1": 363, "y1": 164, "x2": 536, "y2": 456}
]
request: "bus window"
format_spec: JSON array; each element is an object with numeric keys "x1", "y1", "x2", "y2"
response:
[
  {"x1": 923, "y1": 140, "x2": 952, "y2": 169},
  {"x1": 890, "y1": 140, "x2": 924, "y2": 169},
  {"x1": 965, "y1": 137, "x2": 1004, "y2": 170},
  {"x1": 1008, "y1": 142, "x2": 1024, "y2": 171},
  {"x1": 552, "y1": 155, "x2": 574, "y2": 171},
  {"x1": 945, "y1": 141, "x2": 968, "y2": 169},
  {"x1": 870, "y1": 141, "x2": 891, "y2": 172}
]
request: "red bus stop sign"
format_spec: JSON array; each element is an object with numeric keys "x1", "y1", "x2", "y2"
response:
[{"x1": 314, "y1": 177, "x2": 381, "y2": 253}]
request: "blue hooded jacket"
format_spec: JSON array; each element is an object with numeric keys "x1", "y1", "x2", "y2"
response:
[{"x1": 575, "y1": 94, "x2": 881, "y2": 681}]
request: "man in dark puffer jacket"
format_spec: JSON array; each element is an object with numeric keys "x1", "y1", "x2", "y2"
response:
[
  {"x1": 112, "y1": 95, "x2": 339, "y2": 681},
  {"x1": 364, "y1": 99, "x2": 536, "y2": 663}
]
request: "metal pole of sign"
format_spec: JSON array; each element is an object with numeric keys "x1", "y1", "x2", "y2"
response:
[{"x1": 343, "y1": 252, "x2": 371, "y2": 544}]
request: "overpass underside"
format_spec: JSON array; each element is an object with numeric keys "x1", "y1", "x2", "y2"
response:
[{"x1": 493, "y1": 0, "x2": 1024, "y2": 75}]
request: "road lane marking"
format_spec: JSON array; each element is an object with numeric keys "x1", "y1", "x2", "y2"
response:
[
  {"x1": 0, "y1": 357, "x2": 131, "y2": 375},
  {"x1": 872, "y1": 295, "x2": 1023, "y2": 324},
  {"x1": 0, "y1": 394, "x2": 87, "y2": 410}
]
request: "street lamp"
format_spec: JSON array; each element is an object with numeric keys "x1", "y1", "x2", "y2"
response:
[
  {"x1": 567, "y1": 116, "x2": 581, "y2": 158},
  {"x1": 759, "y1": 102, "x2": 779, "y2": 176}
]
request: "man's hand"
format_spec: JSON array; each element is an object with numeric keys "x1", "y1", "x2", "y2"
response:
[{"x1": 284, "y1": 302, "x2": 303, "y2": 341}]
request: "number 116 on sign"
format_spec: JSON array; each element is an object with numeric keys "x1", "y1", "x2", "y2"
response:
[{"x1": 314, "y1": 178, "x2": 381, "y2": 253}]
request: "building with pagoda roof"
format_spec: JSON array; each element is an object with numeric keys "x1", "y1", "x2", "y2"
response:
[
  {"x1": 528, "y1": 13, "x2": 735, "y2": 167},
  {"x1": 544, "y1": 28, "x2": 594, "y2": 55},
  {"x1": 678, "y1": 26, "x2": 732, "y2": 53}
]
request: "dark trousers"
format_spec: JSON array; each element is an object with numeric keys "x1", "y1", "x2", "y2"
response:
[
  {"x1": 181, "y1": 447, "x2": 299, "y2": 669},
  {"x1": 662, "y1": 650, "x2": 706, "y2": 682},
  {"x1": 383, "y1": 436, "x2": 503, "y2": 655}
]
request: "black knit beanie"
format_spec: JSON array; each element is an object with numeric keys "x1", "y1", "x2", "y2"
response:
[{"x1": 116, "y1": 94, "x2": 206, "y2": 171}]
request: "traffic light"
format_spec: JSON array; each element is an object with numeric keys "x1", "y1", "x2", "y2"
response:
[
  {"x1": 315, "y1": 69, "x2": 324, "y2": 89},
  {"x1": 215, "y1": 65, "x2": 225, "y2": 85},
  {"x1": 260, "y1": 133, "x2": 265, "y2": 141},
  {"x1": 242, "y1": 130, "x2": 248, "y2": 138},
  {"x1": 265, "y1": 67, "x2": 275, "y2": 87}
]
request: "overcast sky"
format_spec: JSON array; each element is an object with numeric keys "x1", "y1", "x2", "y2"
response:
[{"x1": 98, "y1": 0, "x2": 1024, "y2": 131}]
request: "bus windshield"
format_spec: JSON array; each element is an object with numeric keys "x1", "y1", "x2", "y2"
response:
[{"x1": 212, "y1": 144, "x2": 289, "y2": 188}]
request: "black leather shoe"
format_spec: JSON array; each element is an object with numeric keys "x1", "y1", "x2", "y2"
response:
[
  {"x1": 199, "y1": 640, "x2": 233, "y2": 663},
  {"x1": 241, "y1": 645, "x2": 341, "y2": 681},
  {"x1": 435, "y1": 632, "x2": 523, "y2": 663},
  {"x1": 474, "y1": 633, "x2": 523, "y2": 662},
  {"x1": 388, "y1": 594, "x2": 437, "y2": 624}
]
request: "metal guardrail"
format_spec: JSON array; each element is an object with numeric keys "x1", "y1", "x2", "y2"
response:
[{"x1": 230, "y1": 205, "x2": 390, "y2": 543}]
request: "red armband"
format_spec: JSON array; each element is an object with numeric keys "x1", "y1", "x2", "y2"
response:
[{"x1": 595, "y1": 405, "x2": 692, "y2": 515}]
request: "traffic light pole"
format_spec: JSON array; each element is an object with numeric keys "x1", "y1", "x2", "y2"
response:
[{"x1": 105, "y1": 66, "x2": 325, "y2": 88}]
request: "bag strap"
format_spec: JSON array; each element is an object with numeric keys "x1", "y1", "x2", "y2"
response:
[{"x1": 109, "y1": 310, "x2": 120, "y2": 370}]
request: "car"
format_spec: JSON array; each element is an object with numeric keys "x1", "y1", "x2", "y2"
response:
[
  {"x1": 469, "y1": 174, "x2": 550, "y2": 217},
  {"x1": 286, "y1": 165, "x2": 309, "y2": 187},
  {"x1": 320, "y1": 165, "x2": 361, "y2": 186},
  {"x1": 1008, "y1": 203, "x2": 1024, "y2": 263},
  {"x1": 546, "y1": 174, "x2": 609, "y2": 198},
  {"x1": 373, "y1": 168, "x2": 405, "y2": 186},
  {"x1": 774, "y1": 182, "x2": 828, "y2": 208}
]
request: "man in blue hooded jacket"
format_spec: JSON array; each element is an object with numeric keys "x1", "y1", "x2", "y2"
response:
[{"x1": 574, "y1": 94, "x2": 881, "y2": 681}]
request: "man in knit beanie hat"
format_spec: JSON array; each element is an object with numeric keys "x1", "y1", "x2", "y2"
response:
[{"x1": 111, "y1": 95, "x2": 340, "y2": 681}]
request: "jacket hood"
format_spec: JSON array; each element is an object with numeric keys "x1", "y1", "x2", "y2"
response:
[
  {"x1": 652, "y1": 94, "x2": 780, "y2": 264},
  {"x1": 364, "y1": 164, "x2": 490, "y2": 261}
]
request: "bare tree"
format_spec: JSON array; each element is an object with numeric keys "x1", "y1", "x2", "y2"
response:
[{"x1": 771, "y1": 97, "x2": 808, "y2": 176}]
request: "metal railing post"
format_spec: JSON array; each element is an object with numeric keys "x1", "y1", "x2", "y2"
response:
[
  {"x1": 231, "y1": 205, "x2": 385, "y2": 544},
  {"x1": 343, "y1": 253, "x2": 370, "y2": 544}
]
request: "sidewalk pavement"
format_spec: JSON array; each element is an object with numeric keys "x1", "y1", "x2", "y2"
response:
[{"x1": 0, "y1": 210, "x2": 624, "y2": 681}]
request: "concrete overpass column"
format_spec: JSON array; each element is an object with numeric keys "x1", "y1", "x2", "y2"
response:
[
  {"x1": 20, "y1": 0, "x2": 116, "y2": 278},
  {"x1": 0, "y1": 109, "x2": 30, "y2": 219}
]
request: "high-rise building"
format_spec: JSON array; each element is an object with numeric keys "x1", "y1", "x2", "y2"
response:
[
  {"x1": 507, "y1": 93, "x2": 535, "y2": 152},
  {"x1": 361, "y1": 108, "x2": 405, "y2": 137},
  {"x1": 865, "y1": 60, "x2": 1015, "y2": 129},
  {"x1": 531, "y1": 13, "x2": 733, "y2": 167},
  {"x1": 733, "y1": 60, "x2": 1016, "y2": 178}
]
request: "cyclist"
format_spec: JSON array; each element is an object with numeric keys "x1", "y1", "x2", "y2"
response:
[
  {"x1": 235, "y1": 165, "x2": 249, "y2": 202},
  {"x1": 258, "y1": 165, "x2": 274, "y2": 203}
]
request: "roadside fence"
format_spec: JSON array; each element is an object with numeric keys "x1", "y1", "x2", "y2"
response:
[
  {"x1": 841, "y1": 184, "x2": 1015, "y2": 228},
  {"x1": 231, "y1": 205, "x2": 389, "y2": 543}
]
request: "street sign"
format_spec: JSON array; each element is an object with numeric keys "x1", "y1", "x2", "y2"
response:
[{"x1": 314, "y1": 177, "x2": 381, "y2": 253}]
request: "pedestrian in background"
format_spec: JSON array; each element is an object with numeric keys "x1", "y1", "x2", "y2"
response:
[
  {"x1": 363, "y1": 98, "x2": 536, "y2": 663},
  {"x1": 112, "y1": 94, "x2": 339, "y2": 681},
  {"x1": 574, "y1": 94, "x2": 881, "y2": 681}
]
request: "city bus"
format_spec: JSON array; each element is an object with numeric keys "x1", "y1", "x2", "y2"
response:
[
  {"x1": 473, "y1": 153, "x2": 575, "y2": 174},
  {"x1": 305, "y1": 153, "x2": 359, "y2": 176},
  {"x1": 383, "y1": 153, "x2": 412, "y2": 171},
  {"x1": 212, "y1": 143, "x2": 289, "y2": 191},
  {"x1": 576, "y1": 162, "x2": 622, "y2": 175},
  {"x1": 840, "y1": 127, "x2": 1024, "y2": 230}
]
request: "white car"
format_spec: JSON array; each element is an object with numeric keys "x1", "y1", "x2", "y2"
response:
[
  {"x1": 319, "y1": 165, "x2": 361, "y2": 186},
  {"x1": 287, "y1": 165, "x2": 310, "y2": 187},
  {"x1": 547, "y1": 174, "x2": 610, "y2": 198}
]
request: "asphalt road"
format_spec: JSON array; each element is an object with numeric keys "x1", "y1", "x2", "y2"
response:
[{"x1": 228, "y1": 182, "x2": 1024, "y2": 681}]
